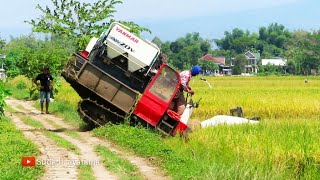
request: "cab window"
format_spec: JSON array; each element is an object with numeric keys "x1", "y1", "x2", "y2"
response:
[{"x1": 149, "y1": 66, "x2": 179, "y2": 102}]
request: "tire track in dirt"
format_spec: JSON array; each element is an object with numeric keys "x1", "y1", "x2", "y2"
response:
[
  {"x1": 7, "y1": 99, "x2": 169, "y2": 180},
  {"x1": 6, "y1": 102, "x2": 79, "y2": 180}
]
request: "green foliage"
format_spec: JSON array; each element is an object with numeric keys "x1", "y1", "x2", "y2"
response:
[
  {"x1": 0, "y1": 117, "x2": 44, "y2": 179},
  {"x1": 284, "y1": 30, "x2": 320, "y2": 75},
  {"x1": 211, "y1": 23, "x2": 320, "y2": 75},
  {"x1": 5, "y1": 76, "x2": 32, "y2": 100},
  {"x1": 232, "y1": 54, "x2": 247, "y2": 75},
  {"x1": 214, "y1": 23, "x2": 292, "y2": 57},
  {"x1": 258, "y1": 64, "x2": 286, "y2": 76},
  {"x1": 0, "y1": 36, "x2": 5, "y2": 53},
  {"x1": 0, "y1": 81, "x2": 10, "y2": 116},
  {"x1": 78, "y1": 165, "x2": 95, "y2": 180},
  {"x1": 159, "y1": 23, "x2": 319, "y2": 75},
  {"x1": 9, "y1": 75, "x2": 31, "y2": 89},
  {"x1": 166, "y1": 32, "x2": 212, "y2": 70},
  {"x1": 4, "y1": 35, "x2": 75, "y2": 79},
  {"x1": 151, "y1": 36, "x2": 163, "y2": 48},
  {"x1": 93, "y1": 124, "x2": 203, "y2": 179},
  {"x1": 95, "y1": 145, "x2": 141, "y2": 178},
  {"x1": 44, "y1": 131, "x2": 80, "y2": 154},
  {"x1": 26, "y1": 0, "x2": 150, "y2": 50},
  {"x1": 3, "y1": 35, "x2": 74, "y2": 97},
  {"x1": 215, "y1": 29, "x2": 257, "y2": 54},
  {"x1": 259, "y1": 23, "x2": 291, "y2": 49},
  {"x1": 198, "y1": 60, "x2": 218, "y2": 73}
]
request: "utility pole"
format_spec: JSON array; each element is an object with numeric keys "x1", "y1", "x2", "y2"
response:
[
  {"x1": 0, "y1": 54, "x2": 6, "y2": 80},
  {"x1": 0, "y1": 54, "x2": 5, "y2": 68}
]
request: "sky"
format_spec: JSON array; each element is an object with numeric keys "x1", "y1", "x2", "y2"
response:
[{"x1": 0, "y1": 0, "x2": 319, "y2": 42}]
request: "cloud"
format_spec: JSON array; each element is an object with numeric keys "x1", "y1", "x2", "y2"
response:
[{"x1": 114, "y1": 0, "x2": 299, "y2": 20}]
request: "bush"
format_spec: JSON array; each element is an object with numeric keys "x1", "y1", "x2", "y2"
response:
[
  {"x1": 0, "y1": 81, "x2": 10, "y2": 116},
  {"x1": 9, "y1": 75, "x2": 32, "y2": 90},
  {"x1": 16, "y1": 81, "x2": 27, "y2": 89}
]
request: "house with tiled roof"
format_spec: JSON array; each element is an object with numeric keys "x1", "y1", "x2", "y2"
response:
[
  {"x1": 199, "y1": 54, "x2": 231, "y2": 75},
  {"x1": 199, "y1": 54, "x2": 225, "y2": 65}
]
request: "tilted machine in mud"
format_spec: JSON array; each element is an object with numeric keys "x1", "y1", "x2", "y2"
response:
[{"x1": 61, "y1": 22, "x2": 193, "y2": 136}]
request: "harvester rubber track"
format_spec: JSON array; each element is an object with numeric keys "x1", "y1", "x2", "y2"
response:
[{"x1": 78, "y1": 99, "x2": 125, "y2": 127}]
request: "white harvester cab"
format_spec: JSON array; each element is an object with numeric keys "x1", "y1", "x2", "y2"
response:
[{"x1": 86, "y1": 22, "x2": 160, "y2": 73}]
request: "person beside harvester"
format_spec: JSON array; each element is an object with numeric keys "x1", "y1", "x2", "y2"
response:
[
  {"x1": 173, "y1": 65, "x2": 202, "y2": 115},
  {"x1": 34, "y1": 67, "x2": 54, "y2": 114}
]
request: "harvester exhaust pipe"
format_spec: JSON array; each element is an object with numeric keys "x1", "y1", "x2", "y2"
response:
[{"x1": 200, "y1": 78, "x2": 212, "y2": 88}]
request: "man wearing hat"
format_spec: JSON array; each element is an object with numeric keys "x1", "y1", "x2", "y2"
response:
[{"x1": 34, "y1": 67, "x2": 54, "y2": 114}]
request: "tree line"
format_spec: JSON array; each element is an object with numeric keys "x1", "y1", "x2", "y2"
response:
[{"x1": 153, "y1": 23, "x2": 320, "y2": 75}]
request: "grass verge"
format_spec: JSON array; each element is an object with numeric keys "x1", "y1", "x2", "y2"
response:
[
  {"x1": 93, "y1": 121, "x2": 320, "y2": 179},
  {"x1": 78, "y1": 164, "x2": 95, "y2": 180},
  {"x1": 20, "y1": 117, "x2": 44, "y2": 129},
  {"x1": 93, "y1": 124, "x2": 200, "y2": 179},
  {"x1": 44, "y1": 132, "x2": 80, "y2": 155},
  {"x1": 0, "y1": 116, "x2": 44, "y2": 179},
  {"x1": 95, "y1": 145, "x2": 142, "y2": 179},
  {"x1": 20, "y1": 117, "x2": 80, "y2": 155}
]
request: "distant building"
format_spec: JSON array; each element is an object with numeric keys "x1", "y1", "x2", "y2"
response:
[
  {"x1": 0, "y1": 69, "x2": 6, "y2": 80},
  {"x1": 244, "y1": 51, "x2": 259, "y2": 74},
  {"x1": 199, "y1": 54, "x2": 225, "y2": 65},
  {"x1": 0, "y1": 54, "x2": 6, "y2": 81},
  {"x1": 199, "y1": 54, "x2": 227, "y2": 75},
  {"x1": 231, "y1": 51, "x2": 260, "y2": 74},
  {"x1": 262, "y1": 58, "x2": 287, "y2": 66}
]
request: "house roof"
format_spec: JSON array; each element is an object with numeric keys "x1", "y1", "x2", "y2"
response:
[
  {"x1": 199, "y1": 54, "x2": 225, "y2": 65},
  {"x1": 244, "y1": 51, "x2": 260, "y2": 60}
]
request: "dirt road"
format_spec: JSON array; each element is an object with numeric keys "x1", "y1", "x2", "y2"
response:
[{"x1": 6, "y1": 99, "x2": 169, "y2": 180}]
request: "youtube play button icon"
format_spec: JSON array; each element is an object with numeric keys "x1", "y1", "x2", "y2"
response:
[{"x1": 22, "y1": 157, "x2": 36, "y2": 167}]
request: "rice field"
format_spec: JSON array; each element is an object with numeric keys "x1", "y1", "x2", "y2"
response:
[
  {"x1": 190, "y1": 76, "x2": 320, "y2": 121},
  {"x1": 163, "y1": 75, "x2": 320, "y2": 179}
]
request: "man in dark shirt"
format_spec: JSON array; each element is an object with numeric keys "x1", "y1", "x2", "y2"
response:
[{"x1": 34, "y1": 67, "x2": 54, "y2": 114}]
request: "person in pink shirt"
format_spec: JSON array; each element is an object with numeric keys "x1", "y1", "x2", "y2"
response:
[{"x1": 172, "y1": 65, "x2": 202, "y2": 115}]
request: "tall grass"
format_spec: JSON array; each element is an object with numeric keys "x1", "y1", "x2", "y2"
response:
[{"x1": 166, "y1": 119, "x2": 320, "y2": 179}]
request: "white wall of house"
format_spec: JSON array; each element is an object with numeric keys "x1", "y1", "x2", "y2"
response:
[{"x1": 262, "y1": 59, "x2": 287, "y2": 66}]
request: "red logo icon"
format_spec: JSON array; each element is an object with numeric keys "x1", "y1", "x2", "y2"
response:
[{"x1": 22, "y1": 157, "x2": 36, "y2": 167}]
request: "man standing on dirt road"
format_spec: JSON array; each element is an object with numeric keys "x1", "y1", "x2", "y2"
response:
[
  {"x1": 34, "y1": 67, "x2": 54, "y2": 114},
  {"x1": 172, "y1": 65, "x2": 202, "y2": 115}
]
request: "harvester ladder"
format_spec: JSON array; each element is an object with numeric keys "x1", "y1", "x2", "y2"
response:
[{"x1": 157, "y1": 120, "x2": 175, "y2": 136}]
